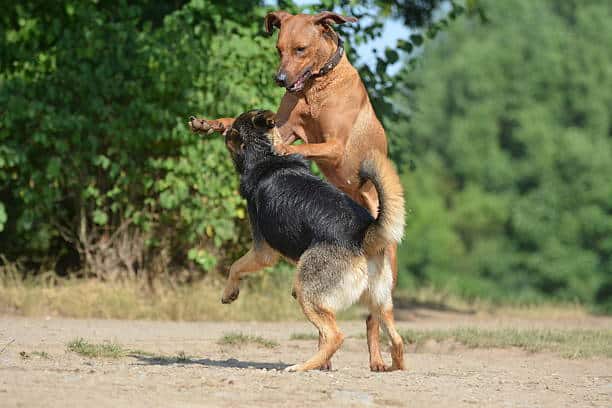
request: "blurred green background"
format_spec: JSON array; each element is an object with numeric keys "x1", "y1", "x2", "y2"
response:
[{"x1": 1, "y1": 0, "x2": 611, "y2": 313}]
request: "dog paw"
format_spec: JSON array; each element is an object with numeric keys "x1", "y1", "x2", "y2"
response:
[
  {"x1": 221, "y1": 287, "x2": 240, "y2": 304},
  {"x1": 188, "y1": 117, "x2": 215, "y2": 135},
  {"x1": 284, "y1": 364, "x2": 301, "y2": 372},
  {"x1": 369, "y1": 361, "x2": 387, "y2": 372},
  {"x1": 319, "y1": 361, "x2": 332, "y2": 371},
  {"x1": 274, "y1": 143, "x2": 294, "y2": 156},
  {"x1": 389, "y1": 362, "x2": 406, "y2": 371}
]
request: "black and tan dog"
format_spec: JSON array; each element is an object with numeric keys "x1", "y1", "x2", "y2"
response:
[{"x1": 219, "y1": 109, "x2": 405, "y2": 372}]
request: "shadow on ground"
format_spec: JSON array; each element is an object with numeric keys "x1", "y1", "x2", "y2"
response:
[
  {"x1": 393, "y1": 297, "x2": 477, "y2": 319},
  {"x1": 130, "y1": 354, "x2": 290, "y2": 370}
]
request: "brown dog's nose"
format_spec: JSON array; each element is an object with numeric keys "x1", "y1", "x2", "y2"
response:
[{"x1": 275, "y1": 71, "x2": 288, "y2": 87}]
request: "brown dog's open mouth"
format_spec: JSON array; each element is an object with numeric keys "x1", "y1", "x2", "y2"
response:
[{"x1": 287, "y1": 68, "x2": 312, "y2": 93}]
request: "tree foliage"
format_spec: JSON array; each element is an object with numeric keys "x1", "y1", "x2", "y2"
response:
[
  {"x1": 0, "y1": 0, "x2": 282, "y2": 275},
  {"x1": 312, "y1": 0, "x2": 486, "y2": 116},
  {"x1": 392, "y1": 0, "x2": 612, "y2": 311}
]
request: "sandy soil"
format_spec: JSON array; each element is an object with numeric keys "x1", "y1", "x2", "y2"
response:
[{"x1": 1, "y1": 312, "x2": 610, "y2": 408}]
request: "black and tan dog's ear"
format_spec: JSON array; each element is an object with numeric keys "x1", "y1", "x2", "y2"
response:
[
  {"x1": 312, "y1": 11, "x2": 357, "y2": 25},
  {"x1": 225, "y1": 127, "x2": 243, "y2": 152},
  {"x1": 252, "y1": 111, "x2": 276, "y2": 129},
  {"x1": 264, "y1": 11, "x2": 292, "y2": 33}
]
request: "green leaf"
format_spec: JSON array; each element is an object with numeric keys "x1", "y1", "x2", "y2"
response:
[
  {"x1": 92, "y1": 210, "x2": 108, "y2": 226},
  {"x1": 0, "y1": 202, "x2": 6, "y2": 232},
  {"x1": 409, "y1": 34, "x2": 424, "y2": 46},
  {"x1": 384, "y1": 48, "x2": 399, "y2": 64}
]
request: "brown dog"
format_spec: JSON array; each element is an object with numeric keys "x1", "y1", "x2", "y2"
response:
[{"x1": 189, "y1": 11, "x2": 398, "y2": 371}]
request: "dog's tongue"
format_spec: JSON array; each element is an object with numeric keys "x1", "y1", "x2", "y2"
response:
[{"x1": 289, "y1": 77, "x2": 305, "y2": 92}]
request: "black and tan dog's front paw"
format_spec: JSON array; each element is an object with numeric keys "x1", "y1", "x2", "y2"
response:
[{"x1": 221, "y1": 287, "x2": 240, "y2": 304}]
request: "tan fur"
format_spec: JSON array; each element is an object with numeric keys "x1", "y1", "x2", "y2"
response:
[
  {"x1": 221, "y1": 242, "x2": 279, "y2": 304},
  {"x1": 366, "y1": 314, "x2": 386, "y2": 371},
  {"x1": 381, "y1": 308, "x2": 405, "y2": 370},
  {"x1": 284, "y1": 244, "x2": 403, "y2": 372},
  {"x1": 360, "y1": 150, "x2": 405, "y2": 255}
]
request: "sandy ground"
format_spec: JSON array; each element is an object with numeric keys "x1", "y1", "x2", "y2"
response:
[{"x1": 1, "y1": 312, "x2": 611, "y2": 408}]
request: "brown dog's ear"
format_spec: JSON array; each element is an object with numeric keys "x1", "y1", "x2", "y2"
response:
[
  {"x1": 264, "y1": 11, "x2": 292, "y2": 33},
  {"x1": 252, "y1": 111, "x2": 276, "y2": 129},
  {"x1": 312, "y1": 11, "x2": 357, "y2": 26}
]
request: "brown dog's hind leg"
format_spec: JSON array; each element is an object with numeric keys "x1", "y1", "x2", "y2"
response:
[
  {"x1": 285, "y1": 302, "x2": 344, "y2": 372},
  {"x1": 360, "y1": 185, "x2": 397, "y2": 371},
  {"x1": 361, "y1": 183, "x2": 385, "y2": 371}
]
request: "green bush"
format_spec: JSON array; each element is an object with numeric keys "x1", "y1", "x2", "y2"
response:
[{"x1": 0, "y1": 1, "x2": 282, "y2": 276}]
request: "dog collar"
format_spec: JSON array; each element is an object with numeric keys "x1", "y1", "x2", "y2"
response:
[{"x1": 311, "y1": 36, "x2": 345, "y2": 79}]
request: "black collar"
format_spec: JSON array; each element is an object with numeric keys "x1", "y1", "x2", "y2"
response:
[{"x1": 311, "y1": 36, "x2": 345, "y2": 79}]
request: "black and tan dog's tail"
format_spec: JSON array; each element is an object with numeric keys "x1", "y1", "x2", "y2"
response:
[{"x1": 359, "y1": 151, "x2": 405, "y2": 255}]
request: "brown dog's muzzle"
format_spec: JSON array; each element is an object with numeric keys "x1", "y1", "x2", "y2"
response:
[{"x1": 275, "y1": 71, "x2": 288, "y2": 88}]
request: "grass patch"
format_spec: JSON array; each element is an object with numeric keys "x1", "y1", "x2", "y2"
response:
[
  {"x1": 176, "y1": 350, "x2": 189, "y2": 362},
  {"x1": 0, "y1": 267, "x2": 598, "y2": 321},
  {"x1": 393, "y1": 286, "x2": 591, "y2": 319},
  {"x1": 31, "y1": 351, "x2": 51, "y2": 359},
  {"x1": 218, "y1": 332, "x2": 279, "y2": 349},
  {"x1": 67, "y1": 338, "x2": 127, "y2": 358},
  {"x1": 400, "y1": 327, "x2": 612, "y2": 358},
  {"x1": 289, "y1": 332, "x2": 319, "y2": 340},
  {"x1": 128, "y1": 350, "x2": 192, "y2": 363},
  {"x1": 0, "y1": 275, "x2": 323, "y2": 321}
]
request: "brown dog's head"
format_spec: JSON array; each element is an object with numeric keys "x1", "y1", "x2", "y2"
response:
[{"x1": 264, "y1": 11, "x2": 357, "y2": 93}]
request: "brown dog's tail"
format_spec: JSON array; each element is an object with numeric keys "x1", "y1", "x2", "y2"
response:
[{"x1": 359, "y1": 151, "x2": 405, "y2": 255}]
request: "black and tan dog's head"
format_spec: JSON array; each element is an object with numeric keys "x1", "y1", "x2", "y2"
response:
[{"x1": 224, "y1": 110, "x2": 281, "y2": 172}]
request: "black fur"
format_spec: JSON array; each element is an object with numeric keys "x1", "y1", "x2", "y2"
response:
[{"x1": 227, "y1": 110, "x2": 374, "y2": 261}]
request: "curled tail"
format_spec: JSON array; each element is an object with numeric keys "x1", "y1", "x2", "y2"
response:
[{"x1": 359, "y1": 151, "x2": 405, "y2": 255}]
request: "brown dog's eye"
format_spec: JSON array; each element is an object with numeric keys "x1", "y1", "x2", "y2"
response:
[{"x1": 295, "y1": 46, "x2": 306, "y2": 54}]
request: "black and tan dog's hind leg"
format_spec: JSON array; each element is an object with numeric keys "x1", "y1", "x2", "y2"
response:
[
  {"x1": 285, "y1": 246, "x2": 368, "y2": 372},
  {"x1": 285, "y1": 301, "x2": 344, "y2": 372},
  {"x1": 318, "y1": 332, "x2": 333, "y2": 371},
  {"x1": 221, "y1": 242, "x2": 279, "y2": 304}
]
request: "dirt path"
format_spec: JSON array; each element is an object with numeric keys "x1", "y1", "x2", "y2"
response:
[{"x1": 1, "y1": 314, "x2": 610, "y2": 407}]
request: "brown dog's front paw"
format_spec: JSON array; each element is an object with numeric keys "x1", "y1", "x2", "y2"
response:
[
  {"x1": 221, "y1": 287, "x2": 240, "y2": 304},
  {"x1": 274, "y1": 143, "x2": 295, "y2": 156},
  {"x1": 188, "y1": 117, "x2": 215, "y2": 135}
]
